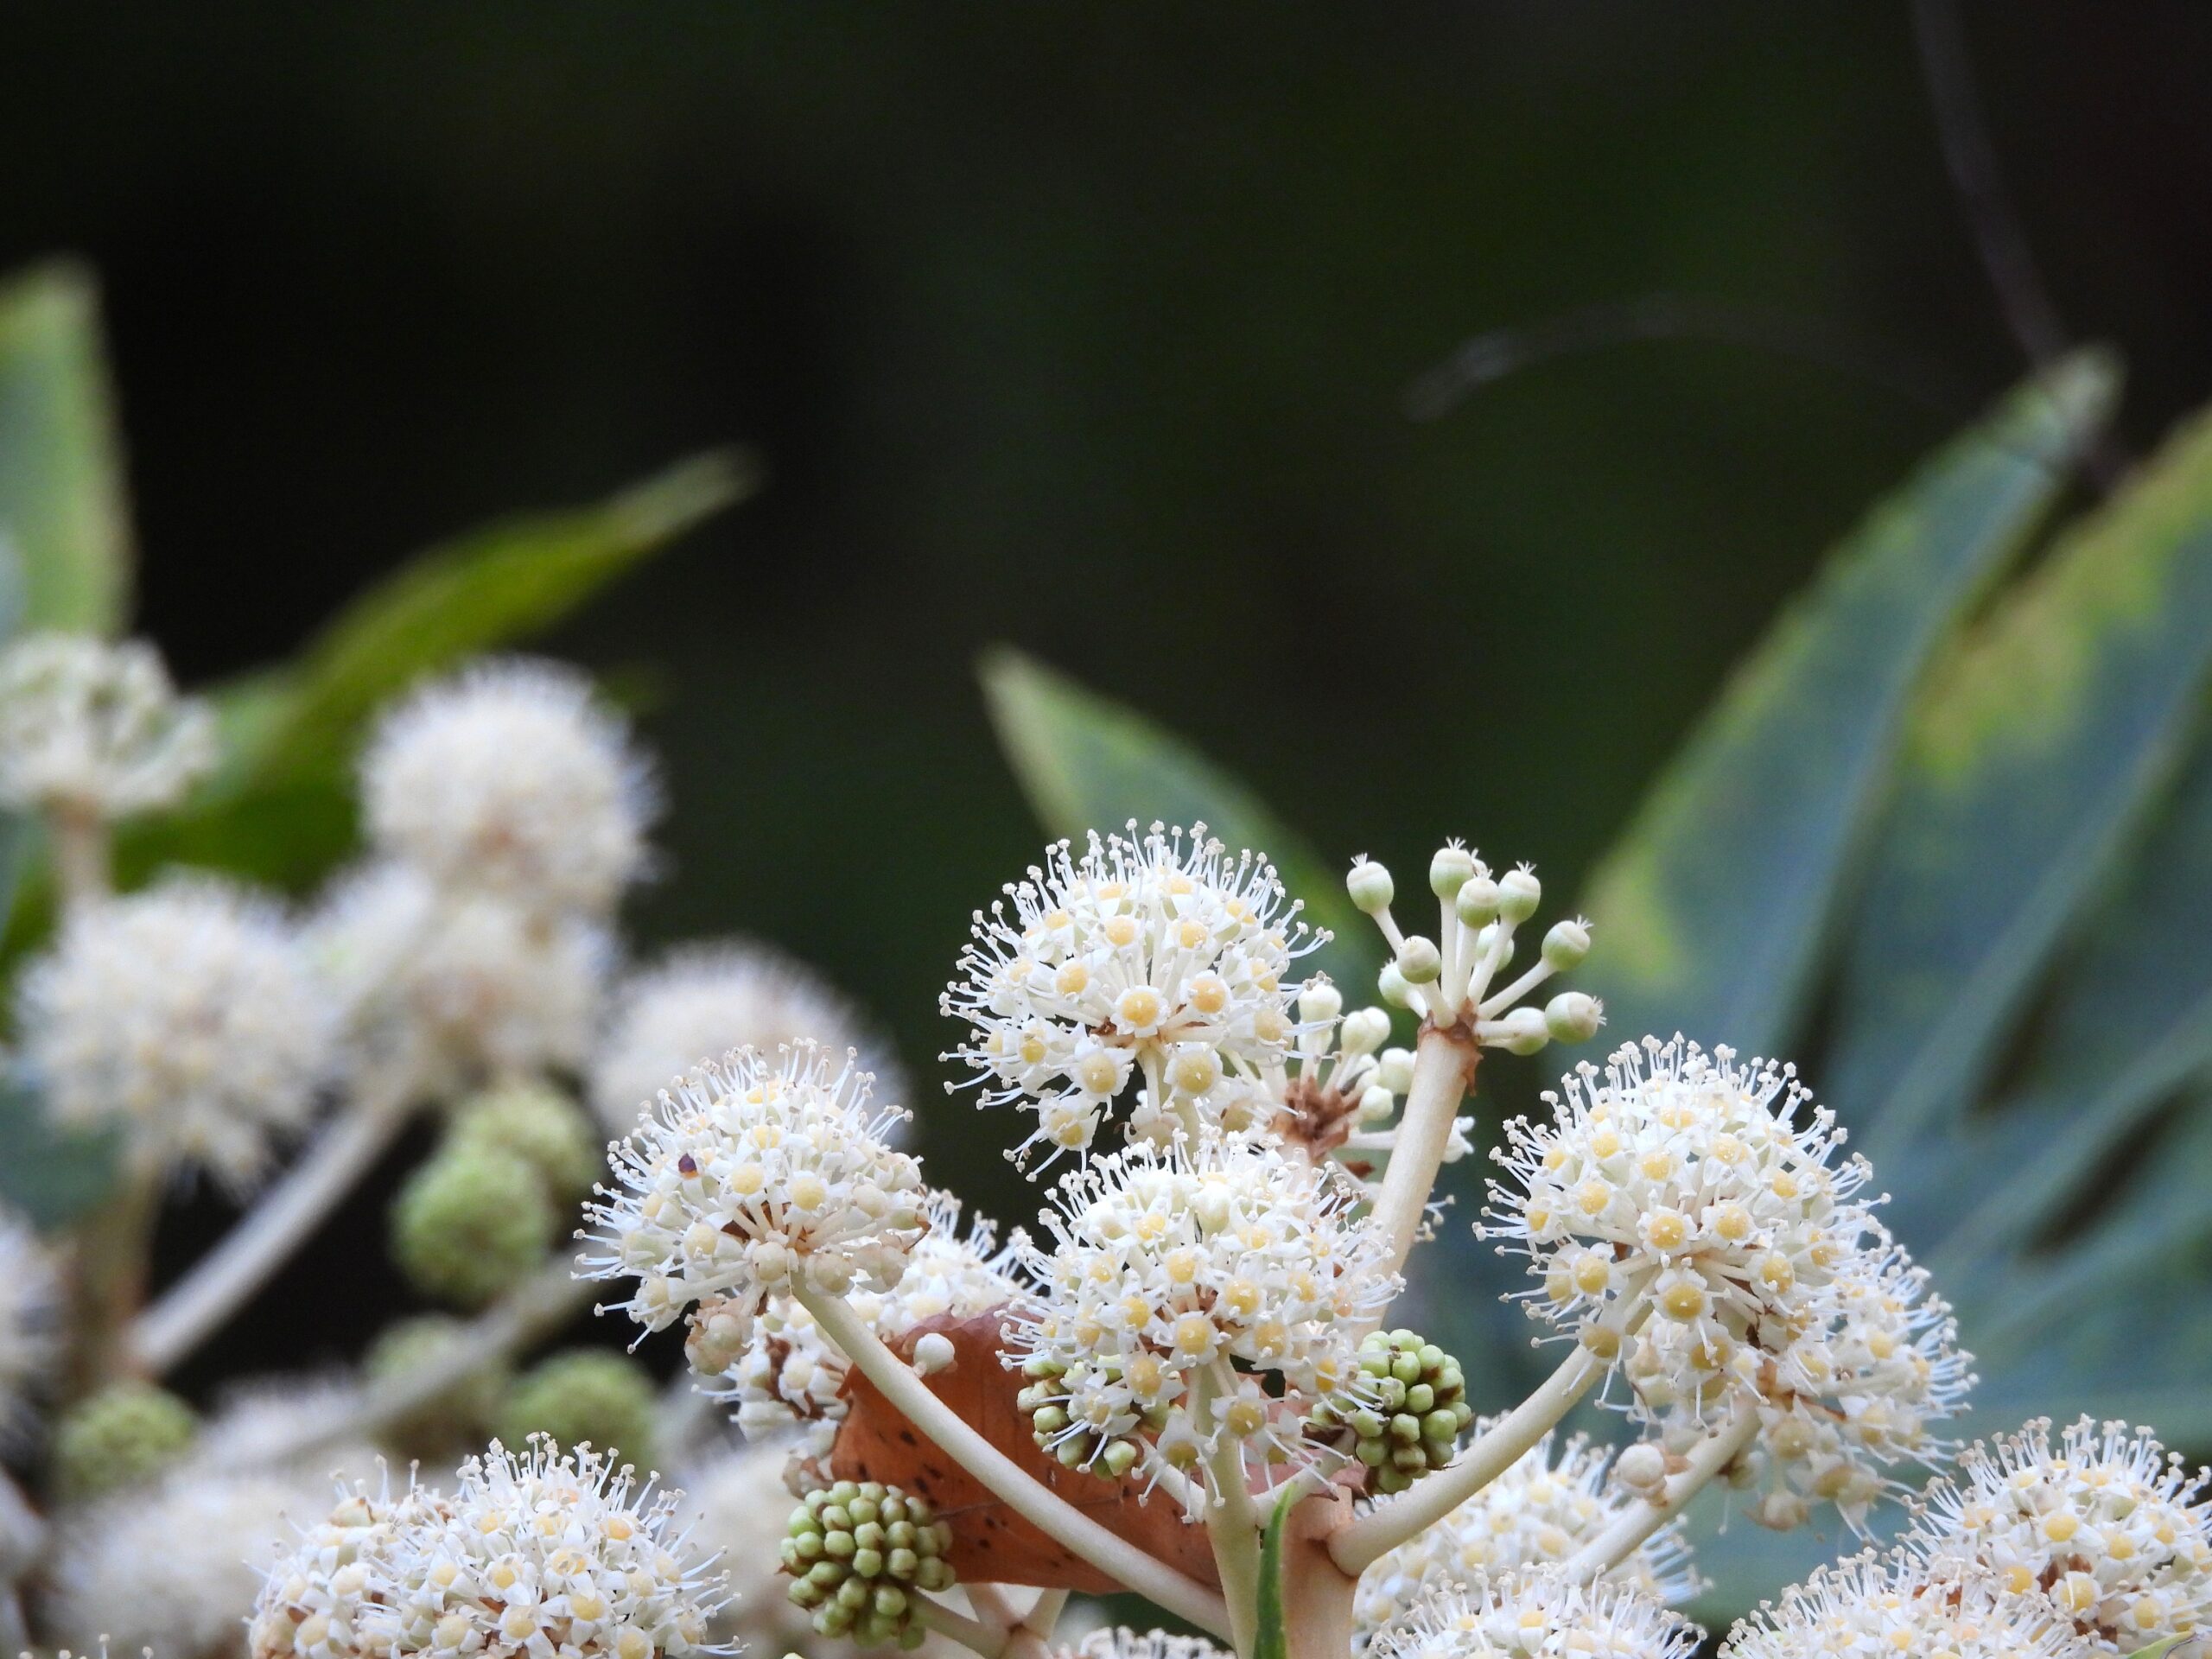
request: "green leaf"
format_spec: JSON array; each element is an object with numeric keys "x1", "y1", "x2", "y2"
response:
[
  {"x1": 1830, "y1": 392, "x2": 2212, "y2": 1166},
  {"x1": 1252, "y1": 1487, "x2": 1294, "y2": 1659},
  {"x1": 1579, "y1": 353, "x2": 2117, "y2": 1057},
  {"x1": 0, "y1": 1076, "x2": 120, "y2": 1232},
  {"x1": 100, "y1": 450, "x2": 753, "y2": 897},
  {"x1": 980, "y1": 645, "x2": 1381, "y2": 995},
  {"x1": 0, "y1": 260, "x2": 132, "y2": 636}
]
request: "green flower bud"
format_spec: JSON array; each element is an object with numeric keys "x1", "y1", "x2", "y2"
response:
[
  {"x1": 781, "y1": 1481, "x2": 956, "y2": 1649},
  {"x1": 1311, "y1": 1326, "x2": 1471, "y2": 1491},
  {"x1": 391, "y1": 1144, "x2": 552, "y2": 1309},
  {"x1": 1347, "y1": 858, "x2": 1395, "y2": 916},
  {"x1": 365, "y1": 1313, "x2": 511, "y2": 1464},
  {"x1": 499, "y1": 1348, "x2": 658, "y2": 1471},
  {"x1": 53, "y1": 1380, "x2": 196, "y2": 1500},
  {"x1": 448, "y1": 1081, "x2": 604, "y2": 1203}
]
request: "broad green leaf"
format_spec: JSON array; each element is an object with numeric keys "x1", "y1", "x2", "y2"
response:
[
  {"x1": 0, "y1": 1076, "x2": 120, "y2": 1231},
  {"x1": 99, "y1": 450, "x2": 753, "y2": 898},
  {"x1": 1580, "y1": 354, "x2": 2116, "y2": 1057},
  {"x1": 1922, "y1": 728, "x2": 2212, "y2": 1273},
  {"x1": 1831, "y1": 397, "x2": 2212, "y2": 1166},
  {"x1": 0, "y1": 261, "x2": 131, "y2": 635},
  {"x1": 1253, "y1": 1487, "x2": 1294, "y2": 1659},
  {"x1": 980, "y1": 645, "x2": 1381, "y2": 995}
]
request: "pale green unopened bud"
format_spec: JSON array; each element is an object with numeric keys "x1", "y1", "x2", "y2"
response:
[
  {"x1": 1428, "y1": 844, "x2": 1477, "y2": 899},
  {"x1": 54, "y1": 1380, "x2": 197, "y2": 1500},
  {"x1": 1455, "y1": 876, "x2": 1500, "y2": 927},
  {"x1": 1346, "y1": 858, "x2": 1395, "y2": 915},
  {"x1": 1338, "y1": 1007, "x2": 1391, "y2": 1058},
  {"x1": 1541, "y1": 918, "x2": 1592, "y2": 970},
  {"x1": 1376, "y1": 1046, "x2": 1416, "y2": 1095},
  {"x1": 365, "y1": 1313, "x2": 512, "y2": 1462},
  {"x1": 1298, "y1": 980, "x2": 1344, "y2": 1027},
  {"x1": 1493, "y1": 1006, "x2": 1550, "y2": 1056},
  {"x1": 1357, "y1": 1084, "x2": 1396, "y2": 1124},
  {"x1": 500, "y1": 1349, "x2": 658, "y2": 1471},
  {"x1": 780, "y1": 1480, "x2": 953, "y2": 1649},
  {"x1": 1395, "y1": 936, "x2": 1441, "y2": 984},
  {"x1": 1497, "y1": 867, "x2": 1541, "y2": 924},
  {"x1": 1377, "y1": 962, "x2": 1413, "y2": 1009},
  {"x1": 391, "y1": 1144, "x2": 552, "y2": 1309},
  {"x1": 1545, "y1": 991, "x2": 1603, "y2": 1044},
  {"x1": 448, "y1": 1081, "x2": 604, "y2": 1204}
]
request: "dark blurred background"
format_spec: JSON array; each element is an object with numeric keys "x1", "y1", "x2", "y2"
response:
[{"x1": 6, "y1": 3, "x2": 2210, "y2": 1376}]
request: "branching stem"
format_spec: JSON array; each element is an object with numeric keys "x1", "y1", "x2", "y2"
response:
[
  {"x1": 1565, "y1": 1403, "x2": 1759, "y2": 1582},
  {"x1": 1365, "y1": 1024, "x2": 1477, "y2": 1283},
  {"x1": 795, "y1": 1284, "x2": 1234, "y2": 1642}
]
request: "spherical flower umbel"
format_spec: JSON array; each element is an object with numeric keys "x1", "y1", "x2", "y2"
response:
[
  {"x1": 1370, "y1": 1572, "x2": 1702, "y2": 1659},
  {"x1": 1907, "y1": 1416, "x2": 2212, "y2": 1649},
  {"x1": 19, "y1": 876, "x2": 337, "y2": 1184},
  {"x1": 251, "y1": 1477, "x2": 453, "y2": 1659},
  {"x1": 592, "y1": 939, "x2": 903, "y2": 1135},
  {"x1": 1007, "y1": 1134, "x2": 1398, "y2": 1510},
  {"x1": 0, "y1": 631, "x2": 215, "y2": 818},
  {"x1": 582, "y1": 1041, "x2": 927, "y2": 1334},
  {"x1": 372, "y1": 1438, "x2": 729, "y2": 1659},
  {"x1": 942, "y1": 821, "x2": 1319, "y2": 1166},
  {"x1": 697, "y1": 1190, "x2": 1020, "y2": 1452},
  {"x1": 1721, "y1": 1553, "x2": 2090, "y2": 1659},
  {"x1": 362, "y1": 658, "x2": 654, "y2": 918},
  {"x1": 1351, "y1": 1427, "x2": 1702, "y2": 1647}
]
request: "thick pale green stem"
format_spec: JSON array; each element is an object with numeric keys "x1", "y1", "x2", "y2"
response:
[
  {"x1": 795, "y1": 1284, "x2": 1234, "y2": 1641},
  {"x1": 49, "y1": 803, "x2": 110, "y2": 912},
  {"x1": 1564, "y1": 1405, "x2": 1760, "y2": 1583},
  {"x1": 1328, "y1": 1344, "x2": 1604, "y2": 1574},
  {"x1": 1198, "y1": 1364, "x2": 1263, "y2": 1657},
  {"x1": 917, "y1": 1597, "x2": 1007, "y2": 1656},
  {"x1": 1365, "y1": 1025, "x2": 1478, "y2": 1282}
]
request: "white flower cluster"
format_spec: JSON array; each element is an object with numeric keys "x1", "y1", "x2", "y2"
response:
[
  {"x1": 0, "y1": 1207, "x2": 56, "y2": 1436},
  {"x1": 19, "y1": 877, "x2": 338, "y2": 1184},
  {"x1": 255, "y1": 1440, "x2": 728, "y2": 1659},
  {"x1": 0, "y1": 632, "x2": 214, "y2": 818},
  {"x1": 1482, "y1": 1037, "x2": 1966, "y2": 1528},
  {"x1": 1370, "y1": 1572, "x2": 1701, "y2": 1659},
  {"x1": 1007, "y1": 1134, "x2": 1397, "y2": 1508},
  {"x1": 311, "y1": 861, "x2": 610, "y2": 1093},
  {"x1": 942, "y1": 822, "x2": 1318, "y2": 1166},
  {"x1": 697, "y1": 1191, "x2": 1020, "y2": 1452},
  {"x1": 1068, "y1": 1629, "x2": 1234, "y2": 1659},
  {"x1": 594, "y1": 940, "x2": 901, "y2": 1136},
  {"x1": 1352, "y1": 1427, "x2": 1700, "y2": 1646},
  {"x1": 251, "y1": 1478, "x2": 452, "y2": 1659},
  {"x1": 1908, "y1": 1416, "x2": 2212, "y2": 1649},
  {"x1": 362, "y1": 658, "x2": 653, "y2": 918},
  {"x1": 582, "y1": 1042, "x2": 927, "y2": 1333},
  {"x1": 1721, "y1": 1553, "x2": 2089, "y2": 1659}
]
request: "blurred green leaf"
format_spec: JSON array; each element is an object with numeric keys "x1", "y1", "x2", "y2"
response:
[
  {"x1": 1831, "y1": 397, "x2": 2212, "y2": 1166},
  {"x1": 0, "y1": 1076, "x2": 119, "y2": 1232},
  {"x1": 1580, "y1": 354, "x2": 2116, "y2": 1057},
  {"x1": 0, "y1": 260, "x2": 131, "y2": 636},
  {"x1": 980, "y1": 645, "x2": 1381, "y2": 996},
  {"x1": 1253, "y1": 1488, "x2": 1293, "y2": 1659},
  {"x1": 105, "y1": 450, "x2": 753, "y2": 896}
]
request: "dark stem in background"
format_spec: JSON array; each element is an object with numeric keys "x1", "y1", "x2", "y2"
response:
[
  {"x1": 1402, "y1": 294, "x2": 1976, "y2": 428},
  {"x1": 1912, "y1": 0, "x2": 2131, "y2": 491}
]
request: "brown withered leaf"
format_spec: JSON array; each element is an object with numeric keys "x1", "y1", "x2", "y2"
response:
[{"x1": 829, "y1": 1308, "x2": 1222, "y2": 1592}]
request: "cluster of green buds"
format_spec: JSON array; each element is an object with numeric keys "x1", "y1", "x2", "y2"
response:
[
  {"x1": 1015, "y1": 1355, "x2": 1157, "y2": 1479},
  {"x1": 781, "y1": 1480, "x2": 957, "y2": 1649},
  {"x1": 1307, "y1": 1328, "x2": 1472, "y2": 1496}
]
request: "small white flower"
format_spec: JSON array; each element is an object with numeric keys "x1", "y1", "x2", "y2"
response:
[
  {"x1": 362, "y1": 658, "x2": 653, "y2": 918},
  {"x1": 47, "y1": 1464, "x2": 330, "y2": 1659},
  {"x1": 699, "y1": 1191, "x2": 1019, "y2": 1452},
  {"x1": 251, "y1": 1475, "x2": 452, "y2": 1659},
  {"x1": 0, "y1": 1208, "x2": 55, "y2": 1440},
  {"x1": 942, "y1": 822, "x2": 1319, "y2": 1166},
  {"x1": 1907, "y1": 1416, "x2": 2212, "y2": 1649},
  {"x1": 1721, "y1": 1553, "x2": 2090, "y2": 1659},
  {"x1": 581, "y1": 1042, "x2": 927, "y2": 1332},
  {"x1": 19, "y1": 876, "x2": 336, "y2": 1184},
  {"x1": 1370, "y1": 1571, "x2": 1702, "y2": 1659},
  {"x1": 310, "y1": 861, "x2": 609, "y2": 1093},
  {"x1": 1069, "y1": 1628, "x2": 1235, "y2": 1659},
  {"x1": 592, "y1": 939, "x2": 901, "y2": 1135},
  {"x1": 1007, "y1": 1134, "x2": 1397, "y2": 1510},
  {"x1": 372, "y1": 1439, "x2": 729, "y2": 1659},
  {"x1": 1353, "y1": 1427, "x2": 1702, "y2": 1646},
  {"x1": 0, "y1": 632, "x2": 214, "y2": 818}
]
